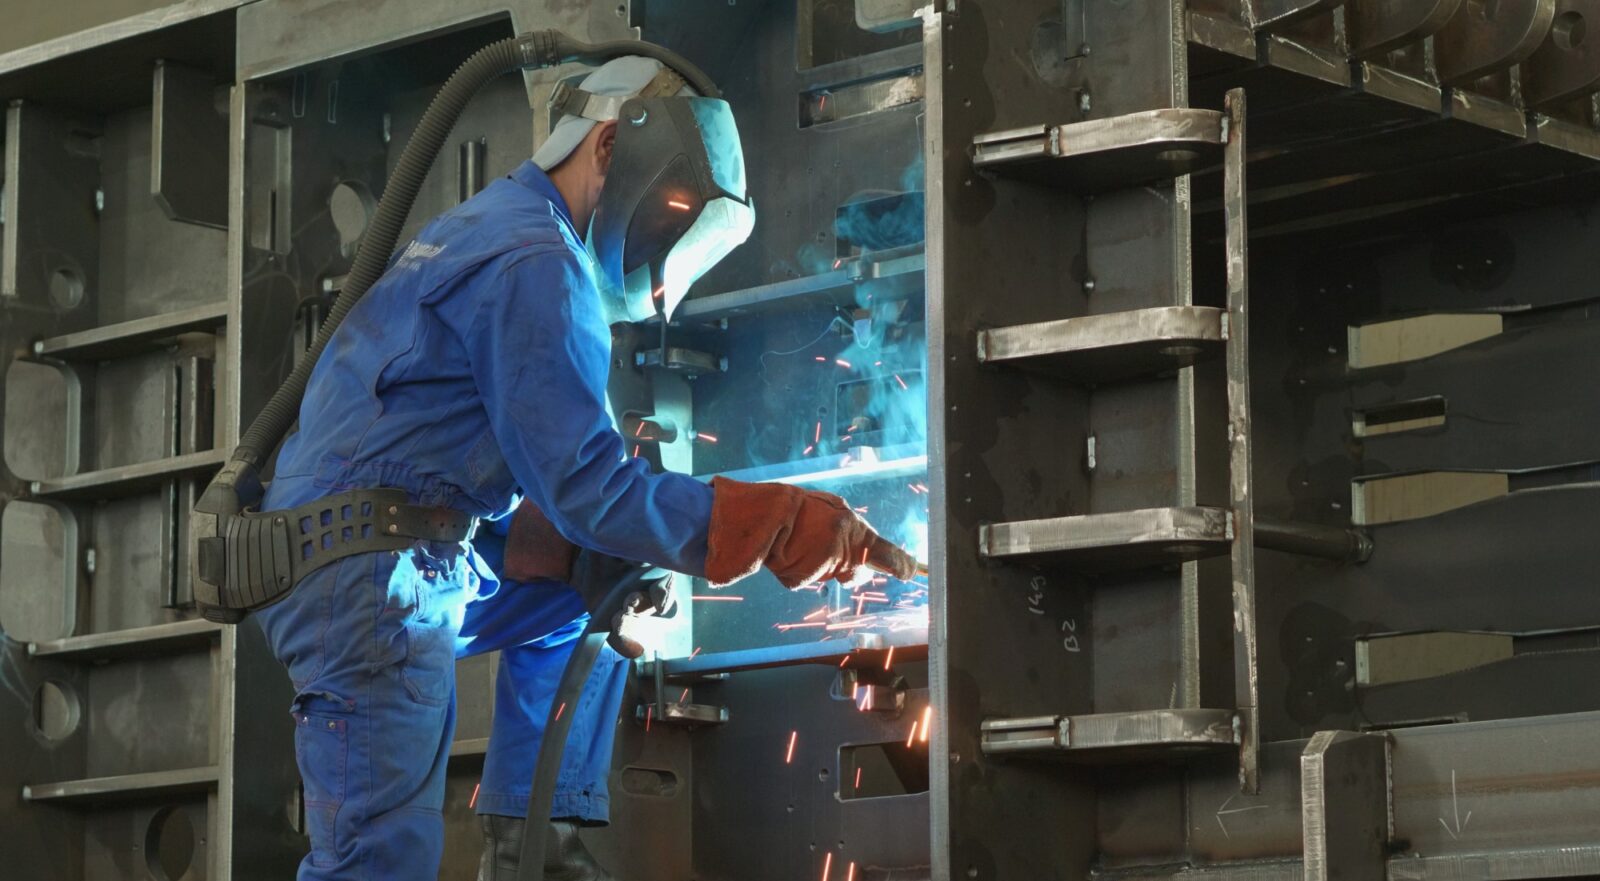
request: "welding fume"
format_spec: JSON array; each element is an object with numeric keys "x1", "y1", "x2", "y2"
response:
[{"x1": 184, "y1": 29, "x2": 924, "y2": 881}]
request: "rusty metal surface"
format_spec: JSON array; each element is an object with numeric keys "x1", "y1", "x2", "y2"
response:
[
  {"x1": 1435, "y1": 0, "x2": 1556, "y2": 84},
  {"x1": 1522, "y1": 0, "x2": 1600, "y2": 108}
]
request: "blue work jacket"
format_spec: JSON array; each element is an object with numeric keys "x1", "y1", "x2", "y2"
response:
[{"x1": 261, "y1": 161, "x2": 714, "y2": 588}]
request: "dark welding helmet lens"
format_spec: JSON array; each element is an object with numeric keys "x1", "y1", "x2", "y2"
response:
[{"x1": 592, "y1": 96, "x2": 753, "y2": 321}]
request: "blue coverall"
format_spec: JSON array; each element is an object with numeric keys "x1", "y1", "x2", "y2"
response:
[{"x1": 255, "y1": 161, "x2": 715, "y2": 880}]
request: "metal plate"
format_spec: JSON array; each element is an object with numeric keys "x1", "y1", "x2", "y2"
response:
[
  {"x1": 977, "y1": 306, "x2": 1227, "y2": 382},
  {"x1": 974, "y1": 109, "x2": 1226, "y2": 192}
]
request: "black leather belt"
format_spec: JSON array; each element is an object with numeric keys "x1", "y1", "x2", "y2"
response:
[{"x1": 195, "y1": 487, "x2": 476, "y2": 622}]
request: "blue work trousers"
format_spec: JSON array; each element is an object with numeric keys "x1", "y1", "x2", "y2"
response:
[{"x1": 255, "y1": 540, "x2": 629, "y2": 880}]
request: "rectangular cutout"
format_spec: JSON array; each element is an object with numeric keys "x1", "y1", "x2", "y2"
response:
[
  {"x1": 1353, "y1": 471, "x2": 1508, "y2": 525},
  {"x1": 839, "y1": 740, "x2": 928, "y2": 800},
  {"x1": 1348, "y1": 313, "x2": 1502, "y2": 369},
  {"x1": 1353, "y1": 395, "x2": 1446, "y2": 437}
]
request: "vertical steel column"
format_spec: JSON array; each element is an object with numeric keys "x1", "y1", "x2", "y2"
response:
[{"x1": 1223, "y1": 87, "x2": 1259, "y2": 794}]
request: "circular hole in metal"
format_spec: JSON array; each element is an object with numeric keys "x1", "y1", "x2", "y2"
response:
[
  {"x1": 1156, "y1": 148, "x2": 1201, "y2": 165},
  {"x1": 818, "y1": 767, "x2": 831, "y2": 782},
  {"x1": 328, "y1": 180, "x2": 376, "y2": 250},
  {"x1": 1555, "y1": 11, "x2": 1587, "y2": 50},
  {"x1": 1468, "y1": 0, "x2": 1500, "y2": 22},
  {"x1": 144, "y1": 805, "x2": 197, "y2": 881},
  {"x1": 47, "y1": 267, "x2": 84, "y2": 311},
  {"x1": 32, "y1": 679, "x2": 81, "y2": 741},
  {"x1": 1158, "y1": 344, "x2": 1205, "y2": 358}
]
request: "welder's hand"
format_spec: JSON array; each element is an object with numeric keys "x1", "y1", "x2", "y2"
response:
[
  {"x1": 569, "y1": 549, "x2": 675, "y2": 659},
  {"x1": 704, "y1": 477, "x2": 918, "y2": 588}
]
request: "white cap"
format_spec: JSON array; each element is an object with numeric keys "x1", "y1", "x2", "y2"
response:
[{"x1": 533, "y1": 55, "x2": 695, "y2": 171}]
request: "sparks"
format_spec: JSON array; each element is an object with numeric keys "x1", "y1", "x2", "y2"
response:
[
  {"x1": 634, "y1": 421, "x2": 646, "y2": 437},
  {"x1": 832, "y1": 258, "x2": 843, "y2": 269},
  {"x1": 819, "y1": 93, "x2": 829, "y2": 111},
  {"x1": 633, "y1": 444, "x2": 641, "y2": 458},
  {"x1": 854, "y1": 767, "x2": 862, "y2": 790},
  {"x1": 470, "y1": 782, "x2": 480, "y2": 809},
  {"x1": 692, "y1": 595, "x2": 745, "y2": 602},
  {"x1": 775, "y1": 621, "x2": 827, "y2": 630},
  {"x1": 921, "y1": 705, "x2": 933, "y2": 742},
  {"x1": 908, "y1": 483, "x2": 923, "y2": 494},
  {"x1": 847, "y1": 862, "x2": 857, "y2": 881},
  {"x1": 690, "y1": 646, "x2": 702, "y2": 659},
  {"x1": 851, "y1": 681, "x2": 860, "y2": 700},
  {"x1": 894, "y1": 373, "x2": 909, "y2": 390},
  {"x1": 645, "y1": 705, "x2": 653, "y2": 731},
  {"x1": 836, "y1": 358, "x2": 852, "y2": 369},
  {"x1": 803, "y1": 444, "x2": 815, "y2": 455},
  {"x1": 667, "y1": 199, "x2": 692, "y2": 211},
  {"x1": 785, "y1": 730, "x2": 798, "y2": 764},
  {"x1": 884, "y1": 645, "x2": 896, "y2": 670},
  {"x1": 906, "y1": 721, "x2": 919, "y2": 748},
  {"x1": 839, "y1": 655, "x2": 851, "y2": 668},
  {"x1": 679, "y1": 688, "x2": 690, "y2": 705},
  {"x1": 554, "y1": 702, "x2": 566, "y2": 721},
  {"x1": 652, "y1": 285, "x2": 665, "y2": 301},
  {"x1": 859, "y1": 547, "x2": 869, "y2": 567},
  {"x1": 820, "y1": 851, "x2": 834, "y2": 881},
  {"x1": 815, "y1": 355, "x2": 827, "y2": 362},
  {"x1": 804, "y1": 606, "x2": 829, "y2": 621},
  {"x1": 854, "y1": 505, "x2": 869, "y2": 513},
  {"x1": 696, "y1": 431, "x2": 718, "y2": 443},
  {"x1": 814, "y1": 421, "x2": 822, "y2": 443}
]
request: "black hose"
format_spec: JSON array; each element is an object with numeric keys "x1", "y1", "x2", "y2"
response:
[
  {"x1": 516, "y1": 582, "x2": 638, "y2": 881},
  {"x1": 231, "y1": 36, "x2": 525, "y2": 470},
  {"x1": 555, "y1": 37, "x2": 721, "y2": 97}
]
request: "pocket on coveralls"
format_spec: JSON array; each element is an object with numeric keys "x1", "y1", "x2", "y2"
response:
[
  {"x1": 394, "y1": 546, "x2": 472, "y2": 706},
  {"x1": 294, "y1": 709, "x2": 348, "y2": 868}
]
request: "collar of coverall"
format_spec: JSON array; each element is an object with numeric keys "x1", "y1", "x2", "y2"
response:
[{"x1": 510, "y1": 161, "x2": 580, "y2": 242}]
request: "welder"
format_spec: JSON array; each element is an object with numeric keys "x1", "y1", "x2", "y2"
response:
[{"x1": 246, "y1": 55, "x2": 917, "y2": 881}]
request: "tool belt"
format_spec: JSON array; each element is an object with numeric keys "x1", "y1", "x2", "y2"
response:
[{"x1": 195, "y1": 487, "x2": 476, "y2": 623}]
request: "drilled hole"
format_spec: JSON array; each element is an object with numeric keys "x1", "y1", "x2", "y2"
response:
[
  {"x1": 32, "y1": 680, "x2": 80, "y2": 741},
  {"x1": 48, "y1": 267, "x2": 84, "y2": 311},
  {"x1": 144, "y1": 805, "x2": 197, "y2": 881},
  {"x1": 1554, "y1": 11, "x2": 1587, "y2": 50}
]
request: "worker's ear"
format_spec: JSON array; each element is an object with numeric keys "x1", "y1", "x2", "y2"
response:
[{"x1": 595, "y1": 120, "x2": 618, "y2": 176}]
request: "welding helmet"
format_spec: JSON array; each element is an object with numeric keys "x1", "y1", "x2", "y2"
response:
[{"x1": 536, "y1": 57, "x2": 754, "y2": 322}]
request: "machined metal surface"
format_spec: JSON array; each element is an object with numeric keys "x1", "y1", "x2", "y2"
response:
[
  {"x1": 973, "y1": 109, "x2": 1226, "y2": 192},
  {"x1": 980, "y1": 506, "x2": 1234, "y2": 569},
  {"x1": 976, "y1": 306, "x2": 1226, "y2": 382},
  {"x1": 981, "y1": 709, "x2": 1239, "y2": 760},
  {"x1": 1301, "y1": 731, "x2": 1391, "y2": 881}
]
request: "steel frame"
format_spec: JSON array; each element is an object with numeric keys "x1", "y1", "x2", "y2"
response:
[{"x1": 4, "y1": 0, "x2": 1600, "y2": 879}]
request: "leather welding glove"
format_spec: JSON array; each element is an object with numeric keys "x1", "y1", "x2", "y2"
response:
[
  {"x1": 503, "y1": 499, "x2": 673, "y2": 659},
  {"x1": 704, "y1": 476, "x2": 918, "y2": 588}
]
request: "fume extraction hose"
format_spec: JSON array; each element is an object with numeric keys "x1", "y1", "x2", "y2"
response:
[{"x1": 220, "y1": 30, "x2": 718, "y2": 481}]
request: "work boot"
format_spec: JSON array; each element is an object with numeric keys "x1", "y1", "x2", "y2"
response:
[{"x1": 478, "y1": 814, "x2": 617, "y2": 881}]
